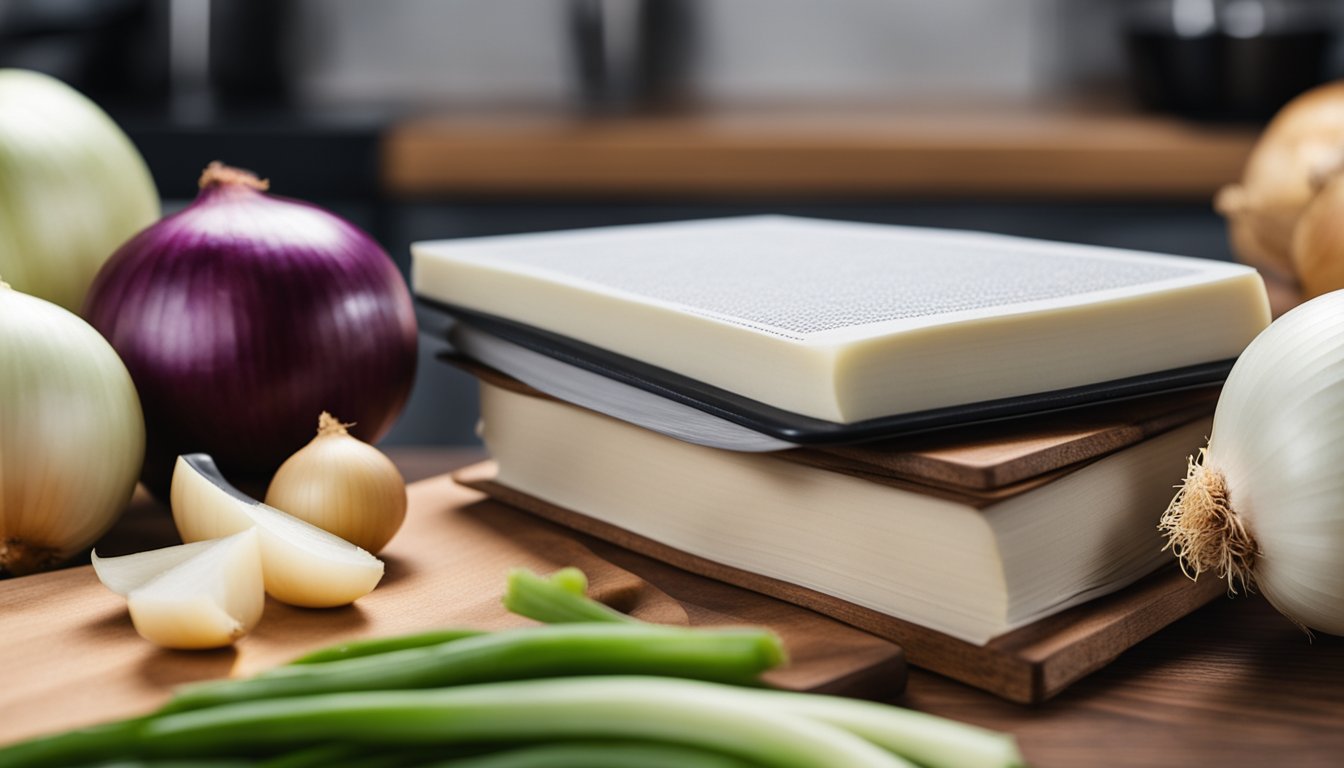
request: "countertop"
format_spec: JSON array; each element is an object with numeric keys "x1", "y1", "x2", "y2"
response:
[{"x1": 382, "y1": 107, "x2": 1260, "y2": 200}]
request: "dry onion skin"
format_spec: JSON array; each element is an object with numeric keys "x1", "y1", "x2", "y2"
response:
[
  {"x1": 1160, "y1": 290, "x2": 1344, "y2": 635},
  {"x1": 264, "y1": 412, "x2": 408, "y2": 553},
  {"x1": 1217, "y1": 81, "x2": 1344, "y2": 282},
  {"x1": 0, "y1": 279, "x2": 144, "y2": 575},
  {"x1": 1292, "y1": 173, "x2": 1344, "y2": 299}
]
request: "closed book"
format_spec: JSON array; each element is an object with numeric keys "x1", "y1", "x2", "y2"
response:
[
  {"x1": 462, "y1": 379, "x2": 1224, "y2": 702},
  {"x1": 413, "y1": 216, "x2": 1268, "y2": 424}
]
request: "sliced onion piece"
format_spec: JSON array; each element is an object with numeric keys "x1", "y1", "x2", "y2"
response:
[
  {"x1": 93, "y1": 530, "x2": 264, "y2": 650},
  {"x1": 92, "y1": 538, "x2": 221, "y2": 596},
  {"x1": 170, "y1": 454, "x2": 384, "y2": 608}
]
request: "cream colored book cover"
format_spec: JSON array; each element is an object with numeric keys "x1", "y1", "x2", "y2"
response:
[{"x1": 414, "y1": 216, "x2": 1269, "y2": 422}]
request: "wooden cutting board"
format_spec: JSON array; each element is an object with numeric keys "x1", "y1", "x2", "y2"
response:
[
  {"x1": 0, "y1": 474, "x2": 904, "y2": 746},
  {"x1": 458, "y1": 464, "x2": 1226, "y2": 705}
]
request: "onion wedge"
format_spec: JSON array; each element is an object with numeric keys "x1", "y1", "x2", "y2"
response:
[
  {"x1": 171, "y1": 454, "x2": 384, "y2": 608},
  {"x1": 92, "y1": 530, "x2": 264, "y2": 649}
]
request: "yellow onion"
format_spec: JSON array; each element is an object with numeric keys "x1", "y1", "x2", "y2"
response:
[
  {"x1": 0, "y1": 69, "x2": 158, "y2": 311},
  {"x1": 1217, "y1": 81, "x2": 1344, "y2": 282},
  {"x1": 265, "y1": 413, "x2": 407, "y2": 554},
  {"x1": 1290, "y1": 173, "x2": 1344, "y2": 298},
  {"x1": 0, "y1": 279, "x2": 144, "y2": 575}
]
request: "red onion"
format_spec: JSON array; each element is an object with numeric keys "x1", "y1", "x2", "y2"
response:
[{"x1": 84, "y1": 163, "x2": 417, "y2": 496}]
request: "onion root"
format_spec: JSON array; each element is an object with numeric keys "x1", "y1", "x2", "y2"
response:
[
  {"x1": 1, "y1": 538, "x2": 64, "y2": 577},
  {"x1": 1159, "y1": 448, "x2": 1258, "y2": 595}
]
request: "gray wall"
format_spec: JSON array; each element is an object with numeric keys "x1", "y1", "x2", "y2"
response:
[{"x1": 291, "y1": 0, "x2": 1123, "y2": 109}]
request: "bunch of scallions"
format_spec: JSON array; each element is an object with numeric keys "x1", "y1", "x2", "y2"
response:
[{"x1": 0, "y1": 568, "x2": 1024, "y2": 768}]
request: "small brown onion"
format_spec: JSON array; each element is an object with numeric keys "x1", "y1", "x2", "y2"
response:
[
  {"x1": 264, "y1": 413, "x2": 407, "y2": 553},
  {"x1": 1217, "y1": 81, "x2": 1344, "y2": 282},
  {"x1": 1291, "y1": 173, "x2": 1344, "y2": 298}
]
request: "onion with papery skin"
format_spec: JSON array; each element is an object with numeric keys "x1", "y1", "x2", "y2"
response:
[
  {"x1": 84, "y1": 163, "x2": 417, "y2": 496},
  {"x1": 1160, "y1": 290, "x2": 1344, "y2": 635},
  {"x1": 0, "y1": 69, "x2": 158, "y2": 311},
  {"x1": 1217, "y1": 81, "x2": 1344, "y2": 282},
  {"x1": 1290, "y1": 173, "x2": 1344, "y2": 298},
  {"x1": 265, "y1": 412, "x2": 407, "y2": 553},
  {"x1": 0, "y1": 278, "x2": 144, "y2": 575}
]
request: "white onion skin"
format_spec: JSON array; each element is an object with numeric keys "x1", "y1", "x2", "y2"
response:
[
  {"x1": 1204, "y1": 290, "x2": 1344, "y2": 634},
  {"x1": 0, "y1": 69, "x2": 158, "y2": 311},
  {"x1": 83, "y1": 172, "x2": 417, "y2": 496},
  {"x1": 0, "y1": 287, "x2": 144, "y2": 575}
]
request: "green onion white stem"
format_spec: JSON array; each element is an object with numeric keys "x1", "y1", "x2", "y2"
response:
[{"x1": 81, "y1": 678, "x2": 916, "y2": 768}]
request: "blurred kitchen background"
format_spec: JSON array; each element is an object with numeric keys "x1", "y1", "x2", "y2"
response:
[{"x1": 3, "y1": 0, "x2": 1339, "y2": 445}]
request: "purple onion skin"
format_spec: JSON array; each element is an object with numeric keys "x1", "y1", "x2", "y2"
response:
[{"x1": 83, "y1": 175, "x2": 417, "y2": 498}]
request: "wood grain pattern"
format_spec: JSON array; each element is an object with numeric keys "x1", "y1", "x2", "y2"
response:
[
  {"x1": 906, "y1": 595, "x2": 1344, "y2": 768},
  {"x1": 382, "y1": 109, "x2": 1256, "y2": 200},
  {"x1": 458, "y1": 464, "x2": 1225, "y2": 704},
  {"x1": 0, "y1": 470, "x2": 903, "y2": 745},
  {"x1": 10, "y1": 450, "x2": 1342, "y2": 767}
]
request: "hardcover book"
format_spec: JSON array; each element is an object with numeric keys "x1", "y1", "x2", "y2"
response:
[{"x1": 459, "y1": 379, "x2": 1225, "y2": 702}]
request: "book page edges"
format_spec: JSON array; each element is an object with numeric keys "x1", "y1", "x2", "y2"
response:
[
  {"x1": 480, "y1": 383, "x2": 1213, "y2": 646},
  {"x1": 479, "y1": 382, "x2": 1012, "y2": 645}
]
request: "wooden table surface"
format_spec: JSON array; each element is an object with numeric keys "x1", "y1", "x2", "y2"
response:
[
  {"x1": 382, "y1": 108, "x2": 1258, "y2": 200},
  {"x1": 80, "y1": 448, "x2": 1344, "y2": 767}
]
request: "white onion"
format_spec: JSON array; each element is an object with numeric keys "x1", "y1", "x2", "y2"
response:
[
  {"x1": 1160, "y1": 290, "x2": 1344, "y2": 634},
  {"x1": 0, "y1": 280, "x2": 145, "y2": 575},
  {"x1": 0, "y1": 69, "x2": 158, "y2": 311}
]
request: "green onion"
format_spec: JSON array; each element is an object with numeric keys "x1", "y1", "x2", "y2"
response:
[
  {"x1": 503, "y1": 567, "x2": 638, "y2": 625},
  {"x1": 260, "y1": 744, "x2": 443, "y2": 768},
  {"x1": 731, "y1": 688, "x2": 1024, "y2": 768},
  {"x1": 161, "y1": 623, "x2": 784, "y2": 714},
  {"x1": 284, "y1": 629, "x2": 486, "y2": 666},
  {"x1": 140, "y1": 678, "x2": 913, "y2": 768},
  {"x1": 0, "y1": 566, "x2": 1025, "y2": 768},
  {"x1": 421, "y1": 740, "x2": 758, "y2": 768}
]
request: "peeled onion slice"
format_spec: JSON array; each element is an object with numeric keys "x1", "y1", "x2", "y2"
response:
[
  {"x1": 170, "y1": 454, "x2": 385, "y2": 608},
  {"x1": 93, "y1": 530, "x2": 264, "y2": 650},
  {"x1": 92, "y1": 538, "x2": 221, "y2": 596}
]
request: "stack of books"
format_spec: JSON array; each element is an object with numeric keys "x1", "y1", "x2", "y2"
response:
[{"x1": 412, "y1": 216, "x2": 1271, "y2": 702}]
